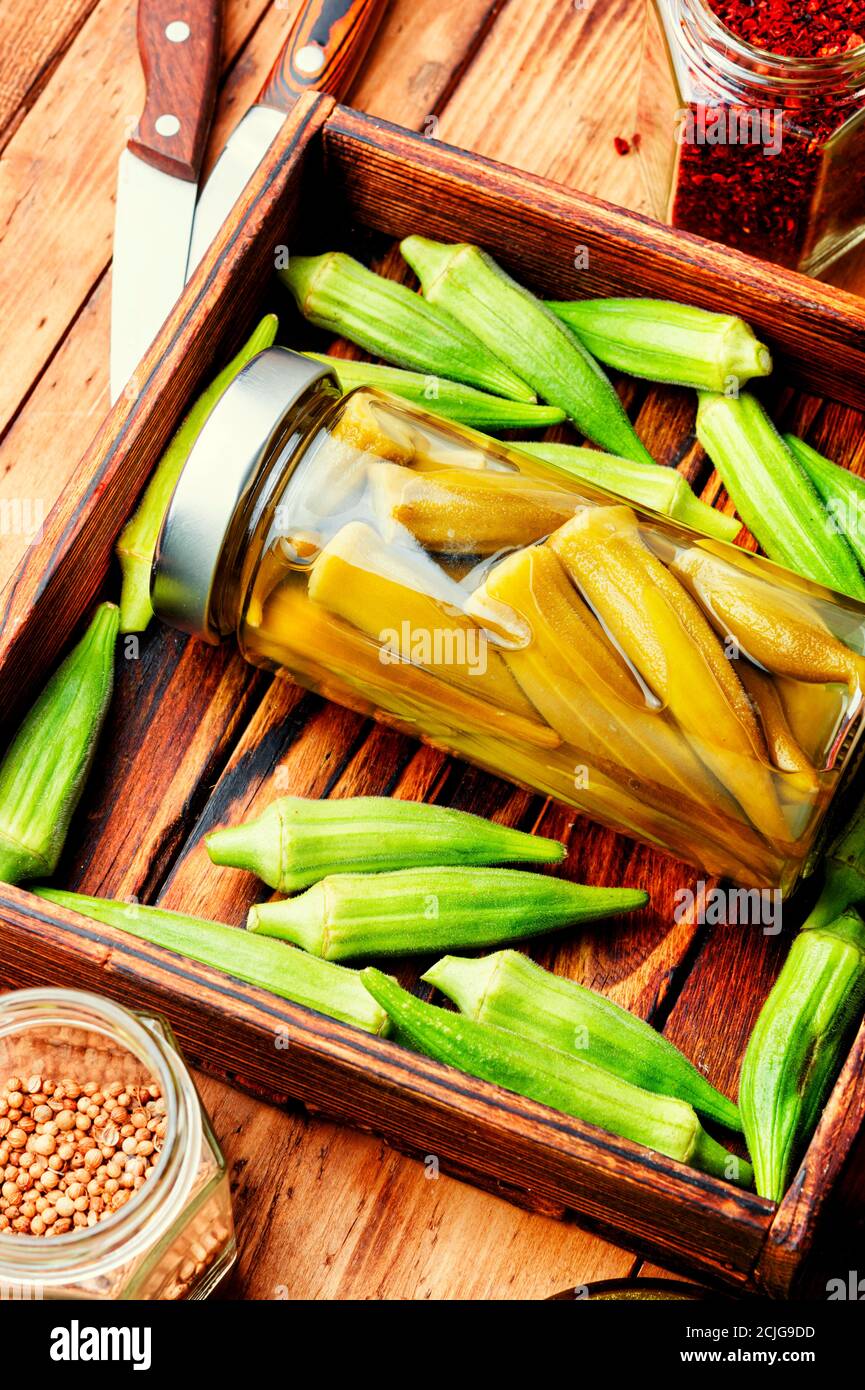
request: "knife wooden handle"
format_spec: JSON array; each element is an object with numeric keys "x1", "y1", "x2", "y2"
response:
[
  {"x1": 259, "y1": 0, "x2": 388, "y2": 111},
  {"x1": 128, "y1": 0, "x2": 222, "y2": 181}
]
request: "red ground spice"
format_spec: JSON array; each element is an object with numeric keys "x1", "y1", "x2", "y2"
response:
[
  {"x1": 708, "y1": 0, "x2": 865, "y2": 59},
  {"x1": 669, "y1": 3, "x2": 865, "y2": 268}
]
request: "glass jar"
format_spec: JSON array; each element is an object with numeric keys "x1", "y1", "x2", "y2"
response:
[
  {"x1": 0, "y1": 988, "x2": 235, "y2": 1300},
  {"x1": 152, "y1": 349, "x2": 865, "y2": 892},
  {"x1": 638, "y1": 0, "x2": 865, "y2": 273}
]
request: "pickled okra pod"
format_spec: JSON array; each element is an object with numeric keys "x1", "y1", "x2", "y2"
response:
[
  {"x1": 423, "y1": 950, "x2": 742, "y2": 1130},
  {"x1": 696, "y1": 391, "x2": 865, "y2": 599},
  {"x1": 302, "y1": 354, "x2": 566, "y2": 430},
  {"x1": 545, "y1": 298, "x2": 772, "y2": 392},
  {"x1": 306, "y1": 520, "x2": 558, "y2": 742},
  {"x1": 280, "y1": 253, "x2": 534, "y2": 402},
  {"x1": 784, "y1": 434, "x2": 865, "y2": 574},
  {"x1": 116, "y1": 314, "x2": 279, "y2": 633},
  {"x1": 361, "y1": 968, "x2": 752, "y2": 1184},
  {"x1": 464, "y1": 544, "x2": 749, "y2": 851},
  {"x1": 35, "y1": 888, "x2": 391, "y2": 1036},
  {"x1": 206, "y1": 795, "x2": 566, "y2": 892},
  {"x1": 671, "y1": 547, "x2": 865, "y2": 693},
  {"x1": 0, "y1": 604, "x2": 119, "y2": 885},
  {"x1": 370, "y1": 461, "x2": 576, "y2": 555},
  {"x1": 739, "y1": 910, "x2": 865, "y2": 1201},
  {"x1": 400, "y1": 236, "x2": 655, "y2": 466},
  {"x1": 548, "y1": 506, "x2": 790, "y2": 845},
  {"x1": 247, "y1": 866, "x2": 648, "y2": 960},
  {"x1": 514, "y1": 439, "x2": 740, "y2": 542}
]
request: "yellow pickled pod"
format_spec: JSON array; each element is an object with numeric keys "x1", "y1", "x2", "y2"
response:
[
  {"x1": 549, "y1": 506, "x2": 791, "y2": 847},
  {"x1": 776, "y1": 678, "x2": 849, "y2": 768},
  {"x1": 306, "y1": 520, "x2": 558, "y2": 734},
  {"x1": 671, "y1": 547, "x2": 865, "y2": 695},
  {"x1": 466, "y1": 544, "x2": 748, "y2": 840},
  {"x1": 739, "y1": 665, "x2": 820, "y2": 795},
  {"x1": 251, "y1": 577, "x2": 560, "y2": 750},
  {"x1": 331, "y1": 389, "x2": 416, "y2": 464},
  {"x1": 370, "y1": 461, "x2": 576, "y2": 554}
]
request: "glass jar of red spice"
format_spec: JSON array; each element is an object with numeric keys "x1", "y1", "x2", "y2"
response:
[{"x1": 638, "y1": 0, "x2": 865, "y2": 273}]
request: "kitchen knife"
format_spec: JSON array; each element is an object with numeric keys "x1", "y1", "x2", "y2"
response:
[
  {"x1": 110, "y1": 0, "x2": 221, "y2": 402},
  {"x1": 185, "y1": 0, "x2": 388, "y2": 281}
]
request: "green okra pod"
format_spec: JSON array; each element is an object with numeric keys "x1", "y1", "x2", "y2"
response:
[
  {"x1": 207, "y1": 795, "x2": 566, "y2": 893},
  {"x1": 0, "y1": 604, "x2": 119, "y2": 885},
  {"x1": 116, "y1": 313, "x2": 279, "y2": 633},
  {"x1": 34, "y1": 888, "x2": 391, "y2": 1036},
  {"x1": 514, "y1": 439, "x2": 740, "y2": 543},
  {"x1": 784, "y1": 434, "x2": 865, "y2": 574},
  {"x1": 280, "y1": 253, "x2": 533, "y2": 402},
  {"x1": 546, "y1": 298, "x2": 772, "y2": 392},
  {"x1": 302, "y1": 353, "x2": 566, "y2": 430},
  {"x1": 423, "y1": 950, "x2": 741, "y2": 1131},
  {"x1": 739, "y1": 910, "x2": 865, "y2": 1201},
  {"x1": 362, "y1": 968, "x2": 752, "y2": 1184},
  {"x1": 696, "y1": 391, "x2": 865, "y2": 599},
  {"x1": 800, "y1": 791, "x2": 865, "y2": 931},
  {"x1": 400, "y1": 236, "x2": 654, "y2": 466},
  {"x1": 247, "y1": 866, "x2": 648, "y2": 960}
]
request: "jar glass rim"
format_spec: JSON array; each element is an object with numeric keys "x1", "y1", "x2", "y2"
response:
[
  {"x1": 672, "y1": 0, "x2": 865, "y2": 95},
  {"x1": 0, "y1": 988, "x2": 201, "y2": 1287}
]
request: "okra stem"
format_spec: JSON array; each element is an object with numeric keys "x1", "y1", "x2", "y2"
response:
[
  {"x1": 207, "y1": 795, "x2": 566, "y2": 892},
  {"x1": 400, "y1": 237, "x2": 655, "y2": 466},
  {"x1": 423, "y1": 950, "x2": 742, "y2": 1130},
  {"x1": 546, "y1": 298, "x2": 772, "y2": 391},
  {"x1": 0, "y1": 604, "x2": 118, "y2": 885},
  {"x1": 696, "y1": 392, "x2": 865, "y2": 599},
  {"x1": 303, "y1": 355, "x2": 566, "y2": 430},
  {"x1": 116, "y1": 314, "x2": 279, "y2": 633},
  {"x1": 280, "y1": 253, "x2": 534, "y2": 402},
  {"x1": 514, "y1": 440, "x2": 740, "y2": 543},
  {"x1": 34, "y1": 888, "x2": 391, "y2": 1036},
  {"x1": 739, "y1": 909, "x2": 865, "y2": 1200},
  {"x1": 247, "y1": 866, "x2": 648, "y2": 960},
  {"x1": 361, "y1": 968, "x2": 752, "y2": 1184}
]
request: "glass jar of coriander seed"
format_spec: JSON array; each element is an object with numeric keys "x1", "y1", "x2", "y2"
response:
[
  {"x1": 151, "y1": 348, "x2": 865, "y2": 893},
  {"x1": 0, "y1": 988, "x2": 235, "y2": 1300}
]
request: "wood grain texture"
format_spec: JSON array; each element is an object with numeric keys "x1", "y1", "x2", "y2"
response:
[
  {"x1": 3, "y1": 103, "x2": 865, "y2": 1293},
  {"x1": 0, "y1": 0, "x2": 100, "y2": 149},
  {"x1": 129, "y1": 0, "x2": 222, "y2": 179},
  {"x1": 4, "y1": 0, "x2": 865, "y2": 1302},
  {"x1": 259, "y1": 0, "x2": 391, "y2": 110},
  {"x1": 0, "y1": 883, "x2": 773, "y2": 1289}
]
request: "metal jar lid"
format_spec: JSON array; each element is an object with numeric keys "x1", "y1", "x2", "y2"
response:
[{"x1": 151, "y1": 347, "x2": 333, "y2": 643}]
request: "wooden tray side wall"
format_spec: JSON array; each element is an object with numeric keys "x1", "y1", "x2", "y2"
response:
[{"x1": 0, "y1": 98, "x2": 863, "y2": 1295}]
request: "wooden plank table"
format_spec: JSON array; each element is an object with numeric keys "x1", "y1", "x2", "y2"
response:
[{"x1": 2, "y1": 0, "x2": 865, "y2": 1300}]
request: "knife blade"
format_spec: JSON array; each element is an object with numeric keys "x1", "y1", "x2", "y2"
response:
[
  {"x1": 110, "y1": 0, "x2": 221, "y2": 403},
  {"x1": 185, "y1": 0, "x2": 388, "y2": 281}
]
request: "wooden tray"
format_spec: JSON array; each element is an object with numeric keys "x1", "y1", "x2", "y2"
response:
[{"x1": 3, "y1": 93, "x2": 865, "y2": 1297}]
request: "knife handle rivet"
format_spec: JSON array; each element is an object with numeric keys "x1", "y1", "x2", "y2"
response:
[
  {"x1": 165, "y1": 20, "x2": 191, "y2": 42},
  {"x1": 296, "y1": 43, "x2": 326, "y2": 77},
  {"x1": 155, "y1": 113, "x2": 181, "y2": 138}
]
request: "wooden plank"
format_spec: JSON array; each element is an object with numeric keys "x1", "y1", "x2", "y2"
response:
[
  {"x1": 323, "y1": 107, "x2": 865, "y2": 409},
  {"x1": 0, "y1": 0, "x2": 100, "y2": 148},
  {"x1": 0, "y1": 0, "x2": 503, "y2": 595},
  {"x1": 0, "y1": 883, "x2": 773, "y2": 1288},
  {"x1": 0, "y1": 0, "x2": 274, "y2": 445},
  {"x1": 0, "y1": 91, "x2": 333, "y2": 727},
  {"x1": 437, "y1": 0, "x2": 647, "y2": 211}
]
